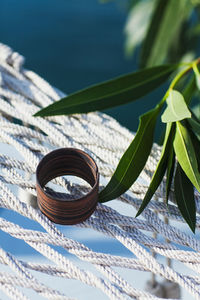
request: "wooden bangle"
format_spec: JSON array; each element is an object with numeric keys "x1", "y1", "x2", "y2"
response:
[{"x1": 36, "y1": 148, "x2": 99, "y2": 225}]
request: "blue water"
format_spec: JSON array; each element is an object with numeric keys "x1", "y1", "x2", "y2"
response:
[
  {"x1": 0, "y1": 0, "x2": 164, "y2": 132},
  {"x1": 0, "y1": 0, "x2": 160, "y2": 256}
]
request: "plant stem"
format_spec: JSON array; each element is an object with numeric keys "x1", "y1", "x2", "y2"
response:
[{"x1": 169, "y1": 57, "x2": 200, "y2": 90}]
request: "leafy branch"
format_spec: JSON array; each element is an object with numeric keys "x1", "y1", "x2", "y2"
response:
[
  {"x1": 35, "y1": 58, "x2": 200, "y2": 232},
  {"x1": 34, "y1": 1, "x2": 200, "y2": 232}
]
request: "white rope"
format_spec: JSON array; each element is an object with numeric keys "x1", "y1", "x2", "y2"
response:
[
  {"x1": 0, "y1": 42, "x2": 199, "y2": 299},
  {"x1": 0, "y1": 282, "x2": 30, "y2": 300},
  {"x1": 0, "y1": 249, "x2": 72, "y2": 300}
]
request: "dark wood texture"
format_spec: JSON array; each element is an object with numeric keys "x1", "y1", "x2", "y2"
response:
[{"x1": 36, "y1": 148, "x2": 99, "y2": 225}]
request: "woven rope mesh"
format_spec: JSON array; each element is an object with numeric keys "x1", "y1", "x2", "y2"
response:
[{"x1": 0, "y1": 43, "x2": 200, "y2": 300}]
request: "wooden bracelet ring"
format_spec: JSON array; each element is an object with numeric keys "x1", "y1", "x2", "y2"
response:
[{"x1": 36, "y1": 148, "x2": 99, "y2": 225}]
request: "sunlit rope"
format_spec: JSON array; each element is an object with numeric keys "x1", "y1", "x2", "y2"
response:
[{"x1": 0, "y1": 43, "x2": 200, "y2": 300}]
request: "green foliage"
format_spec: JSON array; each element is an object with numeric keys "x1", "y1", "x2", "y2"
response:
[
  {"x1": 166, "y1": 146, "x2": 175, "y2": 202},
  {"x1": 136, "y1": 122, "x2": 175, "y2": 216},
  {"x1": 174, "y1": 163, "x2": 196, "y2": 233},
  {"x1": 99, "y1": 104, "x2": 163, "y2": 202},
  {"x1": 188, "y1": 112, "x2": 200, "y2": 139},
  {"x1": 140, "y1": 0, "x2": 193, "y2": 67},
  {"x1": 161, "y1": 90, "x2": 191, "y2": 123},
  {"x1": 34, "y1": 1, "x2": 200, "y2": 232},
  {"x1": 173, "y1": 120, "x2": 200, "y2": 193},
  {"x1": 193, "y1": 63, "x2": 200, "y2": 89},
  {"x1": 125, "y1": 0, "x2": 197, "y2": 65},
  {"x1": 34, "y1": 65, "x2": 176, "y2": 117},
  {"x1": 124, "y1": 0, "x2": 155, "y2": 57}
]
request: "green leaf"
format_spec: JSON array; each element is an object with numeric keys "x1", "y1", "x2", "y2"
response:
[
  {"x1": 166, "y1": 146, "x2": 175, "y2": 203},
  {"x1": 174, "y1": 163, "x2": 196, "y2": 233},
  {"x1": 99, "y1": 104, "x2": 162, "y2": 203},
  {"x1": 187, "y1": 112, "x2": 200, "y2": 140},
  {"x1": 161, "y1": 90, "x2": 191, "y2": 123},
  {"x1": 173, "y1": 121, "x2": 200, "y2": 193},
  {"x1": 140, "y1": 0, "x2": 192, "y2": 67},
  {"x1": 124, "y1": 0, "x2": 154, "y2": 57},
  {"x1": 192, "y1": 63, "x2": 200, "y2": 90},
  {"x1": 182, "y1": 74, "x2": 196, "y2": 105},
  {"x1": 34, "y1": 64, "x2": 178, "y2": 117},
  {"x1": 186, "y1": 119, "x2": 200, "y2": 171},
  {"x1": 140, "y1": 0, "x2": 168, "y2": 67},
  {"x1": 136, "y1": 122, "x2": 174, "y2": 217}
]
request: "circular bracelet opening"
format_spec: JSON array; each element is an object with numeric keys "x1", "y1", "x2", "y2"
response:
[
  {"x1": 44, "y1": 175, "x2": 92, "y2": 199},
  {"x1": 36, "y1": 148, "x2": 99, "y2": 225}
]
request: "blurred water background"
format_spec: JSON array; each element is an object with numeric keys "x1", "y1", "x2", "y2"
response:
[
  {"x1": 0, "y1": 0, "x2": 166, "y2": 254},
  {"x1": 0, "y1": 0, "x2": 164, "y2": 132},
  {"x1": 0, "y1": 2, "x2": 192, "y2": 299},
  {"x1": 0, "y1": 0, "x2": 143, "y2": 255}
]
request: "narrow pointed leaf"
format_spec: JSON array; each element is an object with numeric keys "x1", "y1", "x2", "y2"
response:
[
  {"x1": 34, "y1": 64, "x2": 178, "y2": 117},
  {"x1": 174, "y1": 163, "x2": 196, "y2": 233},
  {"x1": 124, "y1": 0, "x2": 154, "y2": 56},
  {"x1": 182, "y1": 75, "x2": 196, "y2": 105},
  {"x1": 192, "y1": 63, "x2": 200, "y2": 90},
  {"x1": 140, "y1": 0, "x2": 168, "y2": 67},
  {"x1": 136, "y1": 122, "x2": 174, "y2": 216},
  {"x1": 187, "y1": 112, "x2": 200, "y2": 139},
  {"x1": 173, "y1": 121, "x2": 200, "y2": 193},
  {"x1": 99, "y1": 104, "x2": 162, "y2": 203},
  {"x1": 186, "y1": 120, "x2": 200, "y2": 171},
  {"x1": 166, "y1": 146, "x2": 175, "y2": 203},
  {"x1": 161, "y1": 90, "x2": 191, "y2": 123},
  {"x1": 140, "y1": 0, "x2": 192, "y2": 67}
]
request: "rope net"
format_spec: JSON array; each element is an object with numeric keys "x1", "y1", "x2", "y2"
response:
[{"x1": 0, "y1": 43, "x2": 199, "y2": 300}]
